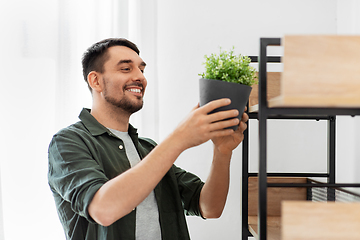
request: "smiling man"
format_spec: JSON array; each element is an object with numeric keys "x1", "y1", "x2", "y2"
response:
[{"x1": 48, "y1": 38, "x2": 248, "y2": 240}]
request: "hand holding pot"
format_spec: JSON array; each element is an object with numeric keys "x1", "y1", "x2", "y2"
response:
[
  {"x1": 172, "y1": 98, "x2": 241, "y2": 151},
  {"x1": 211, "y1": 107, "x2": 248, "y2": 155}
]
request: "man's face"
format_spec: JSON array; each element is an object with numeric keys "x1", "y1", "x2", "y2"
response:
[{"x1": 100, "y1": 46, "x2": 147, "y2": 114}]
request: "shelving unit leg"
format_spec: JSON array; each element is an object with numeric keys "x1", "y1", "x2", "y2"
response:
[
  {"x1": 257, "y1": 38, "x2": 281, "y2": 240},
  {"x1": 327, "y1": 116, "x2": 336, "y2": 201},
  {"x1": 242, "y1": 116, "x2": 251, "y2": 240}
]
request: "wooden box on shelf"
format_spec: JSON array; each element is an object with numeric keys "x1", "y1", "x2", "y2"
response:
[
  {"x1": 249, "y1": 35, "x2": 360, "y2": 111},
  {"x1": 248, "y1": 72, "x2": 281, "y2": 112},
  {"x1": 270, "y1": 35, "x2": 360, "y2": 108},
  {"x1": 248, "y1": 177, "x2": 307, "y2": 240}
]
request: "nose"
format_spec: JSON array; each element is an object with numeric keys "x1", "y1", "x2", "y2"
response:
[
  {"x1": 133, "y1": 68, "x2": 146, "y2": 82},
  {"x1": 132, "y1": 68, "x2": 147, "y2": 89}
]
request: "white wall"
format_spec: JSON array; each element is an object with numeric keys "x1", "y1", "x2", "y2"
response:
[
  {"x1": 336, "y1": 0, "x2": 360, "y2": 190},
  {"x1": 0, "y1": 1, "x2": 125, "y2": 240},
  {"x1": 0, "y1": 1, "x2": 61, "y2": 240}
]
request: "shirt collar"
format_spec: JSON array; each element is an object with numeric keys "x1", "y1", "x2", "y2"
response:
[{"x1": 79, "y1": 108, "x2": 138, "y2": 137}]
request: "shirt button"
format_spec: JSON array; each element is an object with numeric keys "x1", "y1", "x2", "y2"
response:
[{"x1": 119, "y1": 145, "x2": 124, "y2": 150}]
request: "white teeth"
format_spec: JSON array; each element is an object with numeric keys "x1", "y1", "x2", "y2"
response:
[{"x1": 127, "y1": 88, "x2": 141, "y2": 93}]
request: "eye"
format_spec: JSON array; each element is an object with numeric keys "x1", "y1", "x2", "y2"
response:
[{"x1": 121, "y1": 67, "x2": 131, "y2": 72}]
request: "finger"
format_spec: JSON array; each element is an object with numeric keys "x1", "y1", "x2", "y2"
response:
[
  {"x1": 209, "y1": 128, "x2": 235, "y2": 138},
  {"x1": 236, "y1": 121, "x2": 248, "y2": 133},
  {"x1": 192, "y1": 103, "x2": 200, "y2": 111},
  {"x1": 208, "y1": 109, "x2": 239, "y2": 123},
  {"x1": 241, "y1": 112, "x2": 249, "y2": 122},
  {"x1": 209, "y1": 117, "x2": 240, "y2": 132},
  {"x1": 200, "y1": 98, "x2": 231, "y2": 114}
]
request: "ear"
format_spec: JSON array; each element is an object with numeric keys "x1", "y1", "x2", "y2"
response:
[{"x1": 87, "y1": 71, "x2": 102, "y2": 93}]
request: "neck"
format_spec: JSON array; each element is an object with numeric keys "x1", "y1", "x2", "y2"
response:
[{"x1": 90, "y1": 101, "x2": 131, "y2": 132}]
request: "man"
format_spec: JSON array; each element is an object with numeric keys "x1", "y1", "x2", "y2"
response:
[{"x1": 48, "y1": 38, "x2": 248, "y2": 240}]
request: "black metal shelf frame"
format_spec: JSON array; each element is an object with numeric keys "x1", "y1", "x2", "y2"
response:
[{"x1": 241, "y1": 37, "x2": 360, "y2": 240}]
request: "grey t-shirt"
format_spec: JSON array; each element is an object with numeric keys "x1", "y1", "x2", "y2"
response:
[{"x1": 109, "y1": 129, "x2": 161, "y2": 240}]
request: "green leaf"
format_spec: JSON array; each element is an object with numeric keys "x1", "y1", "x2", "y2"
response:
[{"x1": 199, "y1": 47, "x2": 257, "y2": 86}]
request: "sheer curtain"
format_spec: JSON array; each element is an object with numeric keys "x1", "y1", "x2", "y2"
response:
[{"x1": 0, "y1": 1, "x2": 147, "y2": 239}]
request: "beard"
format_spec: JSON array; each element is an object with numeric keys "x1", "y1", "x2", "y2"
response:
[{"x1": 103, "y1": 79, "x2": 144, "y2": 114}]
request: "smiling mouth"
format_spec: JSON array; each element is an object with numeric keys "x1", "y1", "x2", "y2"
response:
[
  {"x1": 125, "y1": 86, "x2": 144, "y2": 98},
  {"x1": 124, "y1": 82, "x2": 144, "y2": 96},
  {"x1": 126, "y1": 88, "x2": 142, "y2": 94}
]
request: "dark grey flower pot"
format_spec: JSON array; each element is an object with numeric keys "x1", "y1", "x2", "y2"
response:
[{"x1": 199, "y1": 78, "x2": 252, "y2": 130}]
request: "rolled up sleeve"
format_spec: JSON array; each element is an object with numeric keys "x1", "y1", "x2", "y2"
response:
[
  {"x1": 173, "y1": 165, "x2": 205, "y2": 218},
  {"x1": 48, "y1": 130, "x2": 108, "y2": 223}
]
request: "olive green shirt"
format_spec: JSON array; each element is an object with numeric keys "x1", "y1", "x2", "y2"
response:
[{"x1": 48, "y1": 108, "x2": 204, "y2": 240}]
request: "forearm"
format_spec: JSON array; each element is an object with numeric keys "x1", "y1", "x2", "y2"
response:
[
  {"x1": 89, "y1": 132, "x2": 186, "y2": 226},
  {"x1": 199, "y1": 108, "x2": 248, "y2": 218},
  {"x1": 199, "y1": 147, "x2": 232, "y2": 219}
]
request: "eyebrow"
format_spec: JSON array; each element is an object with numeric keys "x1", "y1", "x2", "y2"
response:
[{"x1": 117, "y1": 59, "x2": 147, "y2": 67}]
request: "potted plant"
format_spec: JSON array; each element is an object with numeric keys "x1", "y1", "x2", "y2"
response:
[{"x1": 199, "y1": 47, "x2": 257, "y2": 130}]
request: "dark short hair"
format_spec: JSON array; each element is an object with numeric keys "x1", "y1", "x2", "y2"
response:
[{"x1": 81, "y1": 38, "x2": 140, "y2": 92}]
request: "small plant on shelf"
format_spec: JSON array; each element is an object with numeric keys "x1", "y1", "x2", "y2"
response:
[
  {"x1": 198, "y1": 47, "x2": 256, "y2": 130},
  {"x1": 199, "y1": 47, "x2": 257, "y2": 86}
]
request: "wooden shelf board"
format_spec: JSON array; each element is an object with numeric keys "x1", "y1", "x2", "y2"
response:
[
  {"x1": 248, "y1": 95, "x2": 360, "y2": 113},
  {"x1": 268, "y1": 95, "x2": 360, "y2": 108},
  {"x1": 249, "y1": 202, "x2": 360, "y2": 240},
  {"x1": 282, "y1": 201, "x2": 360, "y2": 240}
]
